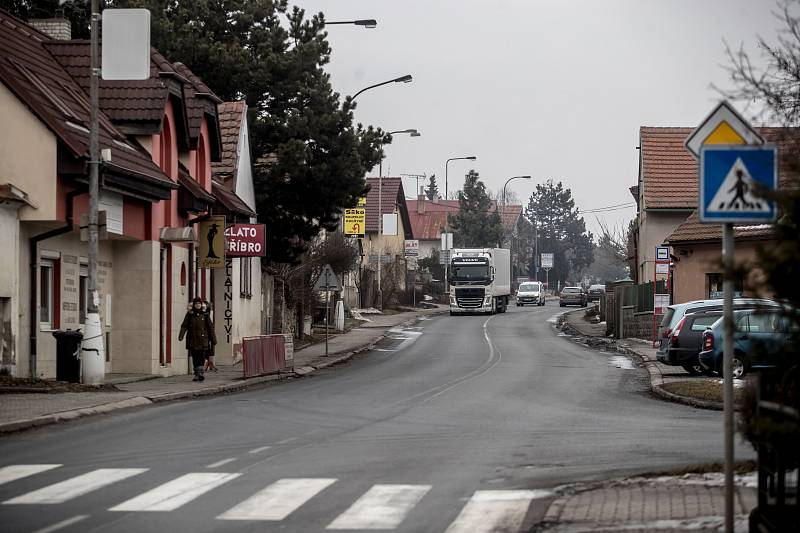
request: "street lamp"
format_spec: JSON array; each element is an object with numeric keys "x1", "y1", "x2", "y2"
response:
[
  {"x1": 445, "y1": 156, "x2": 476, "y2": 200},
  {"x1": 442, "y1": 156, "x2": 476, "y2": 294},
  {"x1": 325, "y1": 19, "x2": 378, "y2": 28},
  {"x1": 501, "y1": 176, "x2": 532, "y2": 288},
  {"x1": 352, "y1": 75, "x2": 413, "y2": 101},
  {"x1": 376, "y1": 129, "x2": 420, "y2": 310}
]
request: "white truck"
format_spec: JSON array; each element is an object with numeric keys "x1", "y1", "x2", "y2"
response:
[{"x1": 448, "y1": 248, "x2": 511, "y2": 315}]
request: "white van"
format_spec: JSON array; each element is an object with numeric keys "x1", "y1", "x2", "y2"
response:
[{"x1": 516, "y1": 281, "x2": 545, "y2": 306}]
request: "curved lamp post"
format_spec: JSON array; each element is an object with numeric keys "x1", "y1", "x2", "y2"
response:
[
  {"x1": 445, "y1": 156, "x2": 476, "y2": 200},
  {"x1": 376, "y1": 129, "x2": 420, "y2": 309},
  {"x1": 352, "y1": 75, "x2": 412, "y2": 101},
  {"x1": 502, "y1": 176, "x2": 532, "y2": 287},
  {"x1": 442, "y1": 156, "x2": 476, "y2": 293},
  {"x1": 325, "y1": 19, "x2": 378, "y2": 28}
]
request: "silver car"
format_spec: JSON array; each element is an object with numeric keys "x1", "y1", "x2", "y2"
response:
[{"x1": 516, "y1": 281, "x2": 545, "y2": 306}]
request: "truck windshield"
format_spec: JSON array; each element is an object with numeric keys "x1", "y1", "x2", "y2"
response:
[{"x1": 451, "y1": 264, "x2": 490, "y2": 282}]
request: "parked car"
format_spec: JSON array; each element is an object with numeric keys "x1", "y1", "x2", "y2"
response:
[
  {"x1": 656, "y1": 298, "x2": 781, "y2": 356},
  {"x1": 560, "y1": 286, "x2": 587, "y2": 307},
  {"x1": 587, "y1": 284, "x2": 605, "y2": 302},
  {"x1": 699, "y1": 309, "x2": 798, "y2": 379},
  {"x1": 657, "y1": 310, "x2": 722, "y2": 375},
  {"x1": 516, "y1": 281, "x2": 545, "y2": 306}
]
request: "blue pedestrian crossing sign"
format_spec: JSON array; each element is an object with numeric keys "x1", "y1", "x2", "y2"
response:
[{"x1": 700, "y1": 145, "x2": 777, "y2": 223}]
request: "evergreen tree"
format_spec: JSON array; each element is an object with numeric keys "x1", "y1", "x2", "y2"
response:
[
  {"x1": 425, "y1": 174, "x2": 439, "y2": 200},
  {"x1": 3, "y1": 0, "x2": 388, "y2": 263},
  {"x1": 448, "y1": 170, "x2": 504, "y2": 248},
  {"x1": 525, "y1": 180, "x2": 594, "y2": 288}
]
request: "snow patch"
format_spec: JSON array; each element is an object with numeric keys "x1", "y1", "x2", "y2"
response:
[{"x1": 608, "y1": 355, "x2": 635, "y2": 370}]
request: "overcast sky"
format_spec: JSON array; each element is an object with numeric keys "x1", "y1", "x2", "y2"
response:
[{"x1": 297, "y1": 0, "x2": 782, "y2": 236}]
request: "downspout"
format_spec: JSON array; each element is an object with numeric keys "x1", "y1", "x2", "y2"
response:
[{"x1": 28, "y1": 189, "x2": 83, "y2": 378}]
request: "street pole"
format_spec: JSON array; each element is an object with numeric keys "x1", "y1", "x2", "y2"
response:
[
  {"x1": 377, "y1": 159, "x2": 383, "y2": 310},
  {"x1": 83, "y1": 0, "x2": 105, "y2": 384},
  {"x1": 722, "y1": 223, "x2": 735, "y2": 533},
  {"x1": 502, "y1": 176, "x2": 531, "y2": 289},
  {"x1": 445, "y1": 156, "x2": 477, "y2": 200}
]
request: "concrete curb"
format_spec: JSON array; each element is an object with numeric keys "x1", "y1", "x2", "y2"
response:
[{"x1": 0, "y1": 309, "x2": 448, "y2": 436}]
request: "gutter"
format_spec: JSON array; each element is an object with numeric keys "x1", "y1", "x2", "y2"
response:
[{"x1": 28, "y1": 188, "x2": 83, "y2": 378}]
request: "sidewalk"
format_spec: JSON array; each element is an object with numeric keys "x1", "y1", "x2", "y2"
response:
[
  {"x1": 0, "y1": 306, "x2": 447, "y2": 434},
  {"x1": 537, "y1": 472, "x2": 757, "y2": 532}
]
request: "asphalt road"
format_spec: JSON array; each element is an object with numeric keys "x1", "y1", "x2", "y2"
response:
[{"x1": 0, "y1": 304, "x2": 741, "y2": 533}]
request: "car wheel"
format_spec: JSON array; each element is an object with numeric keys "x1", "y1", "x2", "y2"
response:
[
  {"x1": 732, "y1": 357, "x2": 747, "y2": 379},
  {"x1": 682, "y1": 363, "x2": 703, "y2": 375}
]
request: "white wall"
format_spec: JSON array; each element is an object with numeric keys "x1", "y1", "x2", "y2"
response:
[
  {"x1": 234, "y1": 112, "x2": 257, "y2": 219},
  {"x1": 213, "y1": 256, "x2": 263, "y2": 365},
  {"x1": 0, "y1": 207, "x2": 20, "y2": 374}
]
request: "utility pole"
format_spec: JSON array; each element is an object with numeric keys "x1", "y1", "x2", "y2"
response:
[{"x1": 82, "y1": 0, "x2": 105, "y2": 384}]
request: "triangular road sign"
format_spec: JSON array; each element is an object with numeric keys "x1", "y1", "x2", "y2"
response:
[
  {"x1": 707, "y1": 157, "x2": 770, "y2": 214},
  {"x1": 313, "y1": 264, "x2": 342, "y2": 292}
]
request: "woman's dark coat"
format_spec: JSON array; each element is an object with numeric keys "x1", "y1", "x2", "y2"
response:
[{"x1": 179, "y1": 309, "x2": 217, "y2": 351}]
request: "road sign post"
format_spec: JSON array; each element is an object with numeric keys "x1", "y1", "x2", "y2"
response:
[
  {"x1": 686, "y1": 101, "x2": 777, "y2": 533},
  {"x1": 313, "y1": 265, "x2": 341, "y2": 357}
]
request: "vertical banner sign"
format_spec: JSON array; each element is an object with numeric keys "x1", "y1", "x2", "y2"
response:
[
  {"x1": 404, "y1": 240, "x2": 419, "y2": 257},
  {"x1": 344, "y1": 208, "x2": 366, "y2": 237},
  {"x1": 199, "y1": 215, "x2": 226, "y2": 269},
  {"x1": 224, "y1": 259, "x2": 233, "y2": 343}
]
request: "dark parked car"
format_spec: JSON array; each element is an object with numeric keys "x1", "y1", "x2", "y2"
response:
[
  {"x1": 587, "y1": 284, "x2": 605, "y2": 302},
  {"x1": 657, "y1": 310, "x2": 722, "y2": 375},
  {"x1": 559, "y1": 287, "x2": 587, "y2": 307},
  {"x1": 699, "y1": 309, "x2": 798, "y2": 379}
]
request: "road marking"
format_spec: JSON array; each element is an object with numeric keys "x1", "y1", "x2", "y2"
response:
[
  {"x1": 218, "y1": 478, "x2": 336, "y2": 521},
  {"x1": 4, "y1": 468, "x2": 147, "y2": 505},
  {"x1": 0, "y1": 464, "x2": 61, "y2": 486},
  {"x1": 327, "y1": 484, "x2": 431, "y2": 530},
  {"x1": 110, "y1": 472, "x2": 240, "y2": 512},
  {"x1": 206, "y1": 458, "x2": 236, "y2": 469},
  {"x1": 248, "y1": 446, "x2": 271, "y2": 454},
  {"x1": 275, "y1": 437, "x2": 298, "y2": 445},
  {"x1": 31, "y1": 515, "x2": 89, "y2": 533},
  {"x1": 444, "y1": 490, "x2": 552, "y2": 533}
]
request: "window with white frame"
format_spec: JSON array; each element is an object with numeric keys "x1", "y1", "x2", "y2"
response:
[{"x1": 39, "y1": 259, "x2": 55, "y2": 328}]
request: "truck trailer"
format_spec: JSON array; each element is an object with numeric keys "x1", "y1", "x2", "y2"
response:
[{"x1": 448, "y1": 248, "x2": 511, "y2": 315}]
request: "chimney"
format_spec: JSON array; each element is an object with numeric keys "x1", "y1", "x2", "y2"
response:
[
  {"x1": 29, "y1": 18, "x2": 72, "y2": 40},
  {"x1": 417, "y1": 186, "x2": 426, "y2": 214}
]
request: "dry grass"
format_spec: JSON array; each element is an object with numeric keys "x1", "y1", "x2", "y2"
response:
[{"x1": 661, "y1": 380, "x2": 745, "y2": 404}]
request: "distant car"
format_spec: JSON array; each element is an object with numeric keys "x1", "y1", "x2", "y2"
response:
[
  {"x1": 516, "y1": 281, "x2": 545, "y2": 306},
  {"x1": 657, "y1": 310, "x2": 722, "y2": 375},
  {"x1": 560, "y1": 286, "x2": 587, "y2": 307},
  {"x1": 587, "y1": 284, "x2": 605, "y2": 302},
  {"x1": 656, "y1": 298, "x2": 781, "y2": 356},
  {"x1": 699, "y1": 309, "x2": 798, "y2": 379}
]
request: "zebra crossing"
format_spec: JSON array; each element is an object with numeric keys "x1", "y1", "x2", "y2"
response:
[{"x1": 0, "y1": 464, "x2": 553, "y2": 531}]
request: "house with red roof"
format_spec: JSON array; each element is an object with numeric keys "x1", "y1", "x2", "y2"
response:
[
  {"x1": 359, "y1": 177, "x2": 413, "y2": 307},
  {"x1": 634, "y1": 126, "x2": 791, "y2": 302},
  {"x1": 0, "y1": 11, "x2": 259, "y2": 378}
]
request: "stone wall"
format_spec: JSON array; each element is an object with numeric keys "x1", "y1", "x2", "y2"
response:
[{"x1": 621, "y1": 308, "x2": 662, "y2": 341}]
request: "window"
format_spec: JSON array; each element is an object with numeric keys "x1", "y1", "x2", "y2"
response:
[
  {"x1": 79, "y1": 265, "x2": 88, "y2": 324},
  {"x1": 40, "y1": 260, "x2": 54, "y2": 326},
  {"x1": 707, "y1": 273, "x2": 743, "y2": 299},
  {"x1": 240, "y1": 257, "x2": 252, "y2": 298}
]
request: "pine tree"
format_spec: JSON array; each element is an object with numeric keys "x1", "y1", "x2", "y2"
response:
[
  {"x1": 425, "y1": 175, "x2": 439, "y2": 200},
  {"x1": 448, "y1": 170, "x2": 504, "y2": 248},
  {"x1": 525, "y1": 180, "x2": 594, "y2": 288}
]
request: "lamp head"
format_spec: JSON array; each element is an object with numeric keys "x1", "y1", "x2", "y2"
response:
[
  {"x1": 394, "y1": 74, "x2": 413, "y2": 83},
  {"x1": 355, "y1": 19, "x2": 377, "y2": 28},
  {"x1": 467, "y1": 156, "x2": 477, "y2": 160}
]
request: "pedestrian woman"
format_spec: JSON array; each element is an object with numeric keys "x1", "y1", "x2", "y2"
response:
[{"x1": 179, "y1": 297, "x2": 217, "y2": 382}]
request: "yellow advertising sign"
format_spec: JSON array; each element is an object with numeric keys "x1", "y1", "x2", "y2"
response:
[
  {"x1": 198, "y1": 215, "x2": 226, "y2": 269},
  {"x1": 344, "y1": 208, "x2": 366, "y2": 237}
]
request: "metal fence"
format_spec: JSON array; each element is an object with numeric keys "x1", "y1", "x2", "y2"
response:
[{"x1": 242, "y1": 335, "x2": 287, "y2": 378}]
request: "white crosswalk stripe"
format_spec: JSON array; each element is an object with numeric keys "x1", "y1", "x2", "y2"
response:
[
  {"x1": 109, "y1": 472, "x2": 240, "y2": 512},
  {"x1": 218, "y1": 477, "x2": 337, "y2": 521},
  {"x1": 3, "y1": 468, "x2": 147, "y2": 504},
  {"x1": 326, "y1": 484, "x2": 431, "y2": 530},
  {"x1": 444, "y1": 489, "x2": 552, "y2": 533},
  {"x1": 0, "y1": 464, "x2": 61, "y2": 487}
]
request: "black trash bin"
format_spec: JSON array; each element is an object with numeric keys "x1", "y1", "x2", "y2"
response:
[{"x1": 52, "y1": 329, "x2": 83, "y2": 383}]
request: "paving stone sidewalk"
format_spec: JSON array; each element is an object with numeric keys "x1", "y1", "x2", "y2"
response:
[
  {"x1": 536, "y1": 473, "x2": 757, "y2": 533},
  {"x1": 0, "y1": 306, "x2": 446, "y2": 434}
]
